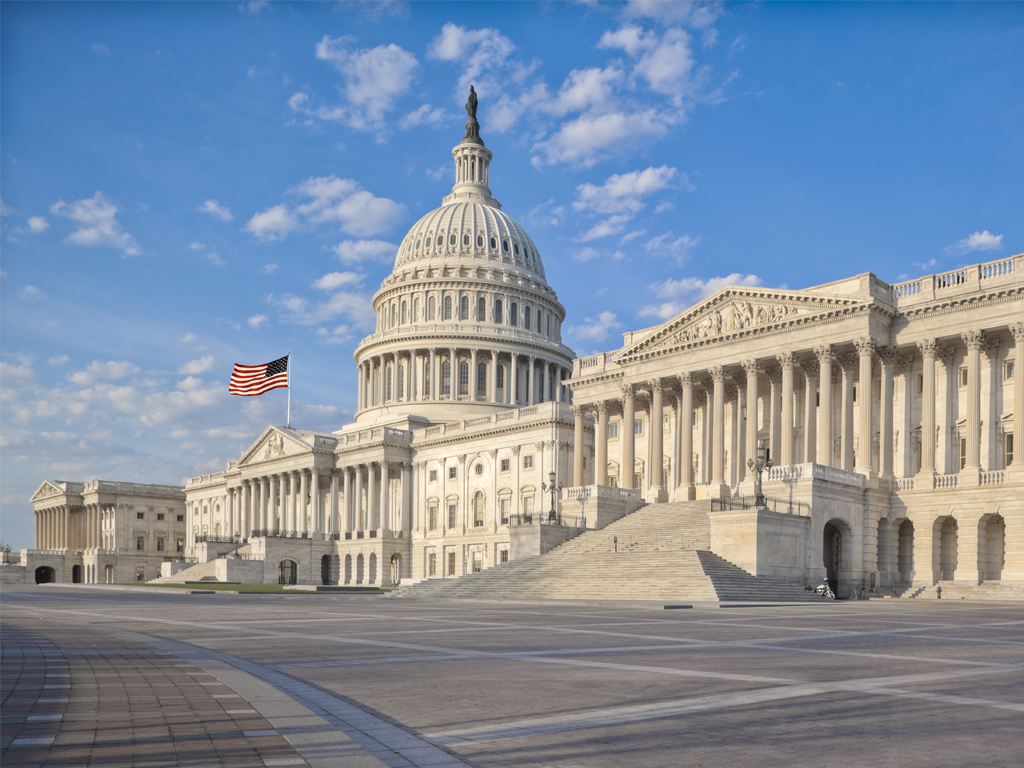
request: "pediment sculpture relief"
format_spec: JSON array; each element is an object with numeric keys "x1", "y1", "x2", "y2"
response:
[
  {"x1": 264, "y1": 434, "x2": 287, "y2": 459},
  {"x1": 669, "y1": 301, "x2": 801, "y2": 346}
]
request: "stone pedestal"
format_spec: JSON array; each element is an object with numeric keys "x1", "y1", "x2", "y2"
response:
[
  {"x1": 707, "y1": 507, "x2": 810, "y2": 582},
  {"x1": 509, "y1": 523, "x2": 585, "y2": 560}
]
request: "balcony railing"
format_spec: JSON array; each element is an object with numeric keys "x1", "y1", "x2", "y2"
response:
[
  {"x1": 508, "y1": 513, "x2": 585, "y2": 528},
  {"x1": 711, "y1": 495, "x2": 810, "y2": 516}
]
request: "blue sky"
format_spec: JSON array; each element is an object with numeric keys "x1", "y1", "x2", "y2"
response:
[{"x1": 2, "y1": 1, "x2": 1022, "y2": 549}]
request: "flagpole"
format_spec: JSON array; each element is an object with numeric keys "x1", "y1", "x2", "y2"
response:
[{"x1": 287, "y1": 352, "x2": 291, "y2": 428}]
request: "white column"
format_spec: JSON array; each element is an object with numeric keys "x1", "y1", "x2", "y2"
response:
[
  {"x1": 1012, "y1": 323, "x2": 1024, "y2": 477},
  {"x1": 269, "y1": 474, "x2": 279, "y2": 530},
  {"x1": 742, "y1": 360, "x2": 760, "y2": 475},
  {"x1": 330, "y1": 471, "x2": 339, "y2": 535},
  {"x1": 879, "y1": 347, "x2": 895, "y2": 478},
  {"x1": 778, "y1": 353, "x2": 795, "y2": 466},
  {"x1": 917, "y1": 339, "x2": 937, "y2": 475},
  {"x1": 815, "y1": 345, "x2": 834, "y2": 467},
  {"x1": 803, "y1": 358, "x2": 818, "y2": 465},
  {"x1": 621, "y1": 384, "x2": 635, "y2": 489},
  {"x1": 490, "y1": 351, "x2": 499, "y2": 403},
  {"x1": 311, "y1": 470, "x2": 320, "y2": 534},
  {"x1": 381, "y1": 462, "x2": 391, "y2": 532},
  {"x1": 429, "y1": 348, "x2": 437, "y2": 401},
  {"x1": 854, "y1": 337, "x2": 877, "y2": 476},
  {"x1": 679, "y1": 373, "x2": 694, "y2": 498},
  {"x1": 595, "y1": 402, "x2": 609, "y2": 486},
  {"x1": 710, "y1": 366, "x2": 727, "y2": 495},
  {"x1": 299, "y1": 470, "x2": 308, "y2": 533},
  {"x1": 963, "y1": 330, "x2": 984, "y2": 475},
  {"x1": 572, "y1": 406, "x2": 585, "y2": 486},
  {"x1": 355, "y1": 466, "x2": 364, "y2": 531},
  {"x1": 841, "y1": 353, "x2": 856, "y2": 471},
  {"x1": 471, "y1": 349, "x2": 478, "y2": 401}
]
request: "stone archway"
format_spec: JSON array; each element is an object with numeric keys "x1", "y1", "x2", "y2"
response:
[
  {"x1": 35, "y1": 566, "x2": 55, "y2": 584},
  {"x1": 278, "y1": 559, "x2": 298, "y2": 585},
  {"x1": 104, "y1": 564, "x2": 114, "y2": 584},
  {"x1": 344, "y1": 554, "x2": 353, "y2": 585},
  {"x1": 390, "y1": 553, "x2": 402, "y2": 586},
  {"x1": 934, "y1": 517, "x2": 958, "y2": 581},
  {"x1": 896, "y1": 519, "x2": 915, "y2": 584},
  {"x1": 369, "y1": 552, "x2": 378, "y2": 584},
  {"x1": 321, "y1": 555, "x2": 331, "y2": 585},
  {"x1": 72, "y1": 564, "x2": 83, "y2": 583},
  {"x1": 822, "y1": 518, "x2": 852, "y2": 597},
  {"x1": 979, "y1": 514, "x2": 1005, "y2": 581},
  {"x1": 356, "y1": 553, "x2": 364, "y2": 584}
]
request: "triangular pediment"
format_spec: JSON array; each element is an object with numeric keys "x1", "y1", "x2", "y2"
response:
[
  {"x1": 238, "y1": 426, "x2": 313, "y2": 466},
  {"x1": 30, "y1": 480, "x2": 67, "y2": 503},
  {"x1": 619, "y1": 287, "x2": 863, "y2": 359}
]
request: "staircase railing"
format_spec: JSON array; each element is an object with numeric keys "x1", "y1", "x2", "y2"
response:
[{"x1": 711, "y1": 495, "x2": 810, "y2": 516}]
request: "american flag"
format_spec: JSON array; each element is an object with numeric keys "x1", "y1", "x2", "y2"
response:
[{"x1": 229, "y1": 355, "x2": 289, "y2": 397}]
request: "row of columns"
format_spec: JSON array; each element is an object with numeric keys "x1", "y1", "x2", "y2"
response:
[
  {"x1": 35, "y1": 504, "x2": 108, "y2": 551},
  {"x1": 226, "y1": 463, "x2": 412, "y2": 540},
  {"x1": 357, "y1": 350, "x2": 569, "y2": 410},
  {"x1": 574, "y1": 326, "x2": 1024, "y2": 497}
]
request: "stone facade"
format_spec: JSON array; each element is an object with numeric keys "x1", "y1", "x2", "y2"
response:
[{"x1": 567, "y1": 259, "x2": 1024, "y2": 596}]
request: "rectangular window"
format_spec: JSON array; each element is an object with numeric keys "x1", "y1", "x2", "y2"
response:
[
  {"x1": 523, "y1": 496, "x2": 533, "y2": 519},
  {"x1": 497, "y1": 365, "x2": 504, "y2": 388},
  {"x1": 176, "y1": 537, "x2": 184, "y2": 553},
  {"x1": 816, "y1": 391, "x2": 820, "y2": 407},
  {"x1": 157, "y1": 513, "x2": 165, "y2": 521},
  {"x1": 448, "y1": 504, "x2": 457, "y2": 528},
  {"x1": 582, "y1": 457, "x2": 587, "y2": 470},
  {"x1": 608, "y1": 422, "x2": 619, "y2": 439},
  {"x1": 500, "y1": 498, "x2": 510, "y2": 524},
  {"x1": 663, "y1": 415, "x2": 670, "y2": 431},
  {"x1": 960, "y1": 437, "x2": 967, "y2": 471},
  {"x1": 472, "y1": 551, "x2": 483, "y2": 573},
  {"x1": 428, "y1": 552, "x2": 437, "y2": 576},
  {"x1": 1006, "y1": 433, "x2": 1014, "y2": 467},
  {"x1": 917, "y1": 373, "x2": 924, "y2": 394},
  {"x1": 960, "y1": 367, "x2": 968, "y2": 387},
  {"x1": 428, "y1": 505, "x2": 438, "y2": 530},
  {"x1": 852, "y1": 386, "x2": 857, "y2": 403},
  {"x1": 448, "y1": 551, "x2": 456, "y2": 576},
  {"x1": 429, "y1": 469, "x2": 438, "y2": 483},
  {"x1": 136, "y1": 512, "x2": 145, "y2": 520},
  {"x1": 448, "y1": 466, "x2": 458, "y2": 480},
  {"x1": 915, "y1": 438, "x2": 923, "y2": 472},
  {"x1": 477, "y1": 363, "x2": 487, "y2": 393},
  {"x1": 136, "y1": 536, "x2": 145, "y2": 551},
  {"x1": 692, "y1": 411, "x2": 697, "y2": 426},
  {"x1": 176, "y1": 514, "x2": 184, "y2": 523},
  {"x1": 523, "y1": 454, "x2": 534, "y2": 469},
  {"x1": 634, "y1": 418, "x2": 643, "y2": 436},
  {"x1": 474, "y1": 503, "x2": 484, "y2": 527},
  {"x1": 500, "y1": 458, "x2": 510, "y2": 472},
  {"x1": 501, "y1": 549, "x2": 509, "y2": 563},
  {"x1": 1006, "y1": 360, "x2": 1016, "y2": 381},
  {"x1": 136, "y1": 566, "x2": 145, "y2": 582},
  {"x1": 156, "y1": 538, "x2": 165, "y2": 552}
]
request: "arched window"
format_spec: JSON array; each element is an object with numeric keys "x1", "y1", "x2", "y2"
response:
[
  {"x1": 415, "y1": 239, "x2": 421, "y2": 250},
  {"x1": 536, "y1": 309, "x2": 541, "y2": 330},
  {"x1": 460, "y1": 295, "x2": 469, "y2": 320},
  {"x1": 496, "y1": 364, "x2": 505, "y2": 388},
  {"x1": 428, "y1": 296, "x2": 436, "y2": 320},
  {"x1": 449, "y1": 233, "x2": 457, "y2": 245},
  {"x1": 495, "y1": 299, "x2": 503, "y2": 324},
  {"x1": 400, "y1": 301, "x2": 407, "y2": 324},
  {"x1": 502, "y1": 239, "x2": 509, "y2": 253},
  {"x1": 490, "y1": 236, "x2": 497, "y2": 249},
  {"x1": 477, "y1": 362, "x2": 487, "y2": 394},
  {"x1": 513, "y1": 243, "x2": 520, "y2": 256},
  {"x1": 524, "y1": 306, "x2": 531, "y2": 330},
  {"x1": 397, "y1": 364, "x2": 404, "y2": 400},
  {"x1": 546, "y1": 314, "x2": 551, "y2": 336},
  {"x1": 442, "y1": 361, "x2": 452, "y2": 397},
  {"x1": 391, "y1": 303, "x2": 397, "y2": 327},
  {"x1": 414, "y1": 298, "x2": 420, "y2": 321},
  {"x1": 386, "y1": 366, "x2": 392, "y2": 401},
  {"x1": 478, "y1": 297, "x2": 486, "y2": 321},
  {"x1": 477, "y1": 235, "x2": 484, "y2": 247},
  {"x1": 278, "y1": 559, "x2": 297, "y2": 585},
  {"x1": 443, "y1": 295, "x2": 453, "y2": 320},
  {"x1": 423, "y1": 361, "x2": 430, "y2": 398},
  {"x1": 436, "y1": 235, "x2": 444, "y2": 246},
  {"x1": 459, "y1": 362, "x2": 469, "y2": 396},
  {"x1": 463, "y1": 234, "x2": 470, "y2": 246},
  {"x1": 510, "y1": 302, "x2": 518, "y2": 326},
  {"x1": 473, "y1": 492, "x2": 485, "y2": 527}
]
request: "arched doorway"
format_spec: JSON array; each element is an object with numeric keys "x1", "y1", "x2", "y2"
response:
[
  {"x1": 369, "y1": 552, "x2": 377, "y2": 584},
  {"x1": 822, "y1": 519, "x2": 851, "y2": 597},
  {"x1": 344, "y1": 554, "x2": 353, "y2": 585},
  {"x1": 934, "y1": 517, "x2": 958, "y2": 581},
  {"x1": 72, "y1": 564, "x2": 83, "y2": 583},
  {"x1": 278, "y1": 559, "x2": 298, "y2": 585},
  {"x1": 979, "y1": 514, "x2": 1005, "y2": 581},
  {"x1": 356, "y1": 553, "x2": 364, "y2": 584},
  {"x1": 390, "y1": 554, "x2": 402, "y2": 586},
  {"x1": 897, "y1": 519, "x2": 914, "y2": 584},
  {"x1": 104, "y1": 564, "x2": 114, "y2": 584},
  {"x1": 321, "y1": 555, "x2": 331, "y2": 585},
  {"x1": 35, "y1": 566, "x2": 55, "y2": 584}
]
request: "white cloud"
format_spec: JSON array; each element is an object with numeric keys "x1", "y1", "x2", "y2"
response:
[
  {"x1": 90, "y1": 42, "x2": 111, "y2": 56},
  {"x1": 400, "y1": 103, "x2": 450, "y2": 130},
  {"x1": 259, "y1": 263, "x2": 279, "y2": 275},
  {"x1": 914, "y1": 258, "x2": 938, "y2": 272},
  {"x1": 645, "y1": 231, "x2": 700, "y2": 264},
  {"x1": 188, "y1": 241, "x2": 205, "y2": 250},
  {"x1": 313, "y1": 271, "x2": 365, "y2": 290},
  {"x1": 27, "y1": 216, "x2": 48, "y2": 233},
  {"x1": 247, "y1": 314, "x2": 269, "y2": 328},
  {"x1": 270, "y1": 279, "x2": 376, "y2": 330},
  {"x1": 177, "y1": 356, "x2": 216, "y2": 375},
  {"x1": 239, "y1": 0, "x2": 268, "y2": 14},
  {"x1": 575, "y1": 166, "x2": 679, "y2": 215},
  {"x1": 428, "y1": 23, "x2": 517, "y2": 96},
  {"x1": 623, "y1": 0, "x2": 723, "y2": 28},
  {"x1": 293, "y1": 36, "x2": 419, "y2": 133},
  {"x1": 638, "y1": 273, "x2": 764, "y2": 319},
  {"x1": 543, "y1": 66, "x2": 624, "y2": 117},
  {"x1": 620, "y1": 229, "x2": 646, "y2": 244},
  {"x1": 68, "y1": 360, "x2": 140, "y2": 386},
  {"x1": 198, "y1": 199, "x2": 233, "y2": 221},
  {"x1": 315, "y1": 324, "x2": 353, "y2": 345},
  {"x1": 202, "y1": 252, "x2": 226, "y2": 267},
  {"x1": 577, "y1": 214, "x2": 633, "y2": 242},
  {"x1": 567, "y1": 310, "x2": 621, "y2": 342},
  {"x1": 425, "y1": 164, "x2": 448, "y2": 181},
  {"x1": 525, "y1": 199, "x2": 566, "y2": 227},
  {"x1": 244, "y1": 204, "x2": 299, "y2": 242},
  {"x1": 572, "y1": 247, "x2": 601, "y2": 263},
  {"x1": 601, "y1": 25, "x2": 700, "y2": 106},
  {"x1": 50, "y1": 192, "x2": 140, "y2": 256},
  {"x1": 180, "y1": 333, "x2": 198, "y2": 344},
  {"x1": 945, "y1": 230, "x2": 1003, "y2": 256},
  {"x1": 532, "y1": 109, "x2": 673, "y2": 167},
  {"x1": 48, "y1": 355, "x2": 69, "y2": 366},
  {"x1": 728, "y1": 34, "x2": 748, "y2": 57},
  {"x1": 20, "y1": 285, "x2": 46, "y2": 300},
  {"x1": 332, "y1": 239, "x2": 397, "y2": 263}
]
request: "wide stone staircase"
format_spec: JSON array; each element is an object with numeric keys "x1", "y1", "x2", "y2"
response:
[
  {"x1": 393, "y1": 501, "x2": 821, "y2": 603},
  {"x1": 925, "y1": 580, "x2": 1024, "y2": 601},
  {"x1": 149, "y1": 560, "x2": 220, "y2": 584}
]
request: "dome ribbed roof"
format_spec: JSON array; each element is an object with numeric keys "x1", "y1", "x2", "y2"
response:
[{"x1": 394, "y1": 202, "x2": 546, "y2": 280}]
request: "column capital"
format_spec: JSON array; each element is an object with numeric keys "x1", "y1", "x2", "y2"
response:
[
  {"x1": 813, "y1": 344, "x2": 833, "y2": 363},
  {"x1": 488, "y1": 449, "x2": 499, "y2": 458},
  {"x1": 853, "y1": 336, "x2": 879, "y2": 355},
  {"x1": 916, "y1": 338, "x2": 938, "y2": 357},
  {"x1": 596, "y1": 400, "x2": 609, "y2": 414},
  {"x1": 801, "y1": 357, "x2": 820, "y2": 377},
  {"x1": 511, "y1": 445, "x2": 521, "y2": 456},
  {"x1": 741, "y1": 358, "x2": 760, "y2": 376},
  {"x1": 619, "y1": 383, "x2": 635, "y2": 400},
  {"x1": 731, "y1": 368, "x2": 747, "y2": 388},
  {"x1": 839, "y1": 353, "x2": 857, "y2": 372},
  {"x1": 708, "y1": 365, "x2": 725, "y2": 382},
  {"x1": 765, "y1": 365, "x2": 782, "y2": 385},
  {"x1": 961, "y1": 329, "x2": 985, "y2": 350},
  {"x1": 725, "y1": 383, "x2": 738, "y2": 400},
  {"x1": 571, "y1": 405, "x2": 586, "y2": 418},
  {"x1": 895, "y1": 354, "x2": 914, "y2": 373},
  {"x1": 678, "y1": 371, "x2": 694, "y2": 386},
  {"x1": 776, "y1": 352, "x2": 795, "y2": 368},
  {"x1": 647, "y1": 378, "x2": 663, "y2": 393},
  {"x1": 938, "y1": 346, "x2": 956, "y2": 368},
  {"x1": 1010, "y1": 321, "x2": 1024, "y2": 343},
  {"x1": 878, "y1": 345, "x2": 897, "y2": 365}
]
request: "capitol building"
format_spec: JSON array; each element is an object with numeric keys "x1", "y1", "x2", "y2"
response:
[{"x1": 13, "y1": 96, "x2": 1024, "y2": 601}]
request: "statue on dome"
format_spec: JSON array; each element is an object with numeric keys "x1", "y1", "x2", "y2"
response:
[{"x1": 466, "y1": 85, "x2": 478, "y2": 119}]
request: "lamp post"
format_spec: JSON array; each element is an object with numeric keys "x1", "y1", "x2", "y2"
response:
[
  {"x1": 542, "y1": 470, "x2": 562, "y2": 523},
  {"x1": 746, "y1": 442, "x2": 772, "y2": 508}
]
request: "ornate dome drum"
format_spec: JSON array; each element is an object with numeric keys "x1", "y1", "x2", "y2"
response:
[{"x1": 353, "y1": 90, "x2": 575, "y2": 423}]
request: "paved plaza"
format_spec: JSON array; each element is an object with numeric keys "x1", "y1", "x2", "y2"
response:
[{"x1": 1, "y1": 587, "x2": 1023, "y2": 768}]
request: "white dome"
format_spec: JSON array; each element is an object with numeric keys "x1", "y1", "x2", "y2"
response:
[{"x1": 395, "y1": 202, "x2": 547, "y2": 281}]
